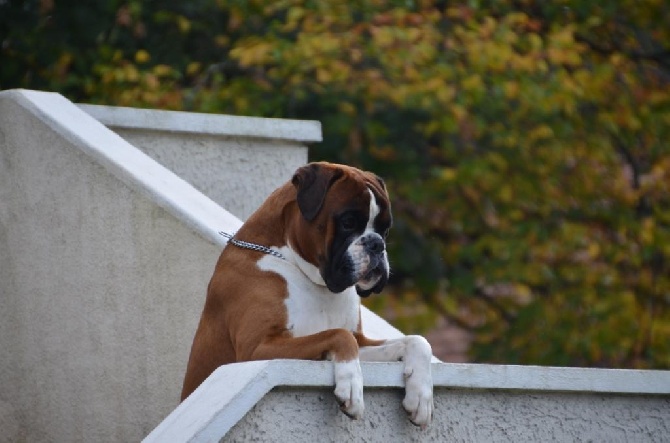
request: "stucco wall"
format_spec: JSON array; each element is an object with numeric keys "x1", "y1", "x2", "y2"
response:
[
  {"x1": 145, "y1": 359, "x2": 670, "y2": 443},
  {"x1": 0, "y1": 90, "x2": 315, "y2": 442},
  {"x1": 78, "y1": 104, "x2": 319, "y2": 220},
  {"x1": 229, "y1": 388, "x2": 669, "y2": 442}
]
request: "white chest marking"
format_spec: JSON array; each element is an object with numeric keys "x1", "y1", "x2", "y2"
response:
[{"x1": 257, "y1": 249, "x2": 360, "y2": 337}]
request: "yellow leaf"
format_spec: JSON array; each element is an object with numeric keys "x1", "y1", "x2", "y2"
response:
[
  {"x1": 186, "y1": 62, "x2": 201, "y2": 76},
  {"x1": 135, "y1": 49, "x2": 150, "y2": 64},
  {"x1": 505, "y1": 12, "x2": 529, "y2": 27},
  {"x1": 58, "y1": 52, "x2": 73, "y2": 67},
  {"x1": 504, "y1": 81, "x2": 519, "y2": 99},
  {"x1": 316, "y1": 67, "x2": 331, "y2": 83},
  {"x1": 370, "y1": 26, "x2": 394, "y2": 47},
  {"x1": 123, "y1": 64, "x2": 139, "y2": 82},
  {"x1": 641, "y1": 218, "x2": 655, "y2": 244},
  {"x1": 287, "y1": 6, "x2": 304, "y2": 23},
  {"x1": 512, "y1": 283, "x2": 532, "y2": 304},
  {"x1": 528, "y1": 125, "x2": 554, "y2": 142},
  {"x1": 440, "y1": 168, "x2": 457, "y2": 181},
  {"x1": 215, "y1": 35, "x2": 229, "y2": 48},
  {"x1": 338, "y1": 102, "x2": 356, "y2": 115},
  {"x1": 462, "y1": 74, "x2": 483, "y2": 92},
  {"x1": 144, "y1": 74, "x2": 159, "y2": 90},
  {"x1": 230, "y1": 40, "x2": 274, "y2": 67},
  {"x1": 499, "y1": 185, "x2": 513, "y2": 202},
  {"x1": 451, "y1": 104, "x2": 466, "y2": 122},
  {"x1": 153, "y1": 64, "x2": 172, "y2": 77},
  {"x1": 177, "y1": 15, "x2": 191, "y2": 34},
  {"x1": 528, "y1": 33, "x2": 543, "y2": 51}
]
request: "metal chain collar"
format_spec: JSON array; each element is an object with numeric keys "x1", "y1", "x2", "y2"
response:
[{"x1": 218, "y1": 231, "x2": 286, "y2": 260}]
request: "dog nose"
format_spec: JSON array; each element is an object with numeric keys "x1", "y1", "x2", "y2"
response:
[{"x1": 364, "y1": 234, "x2": 385, "y2": 254}]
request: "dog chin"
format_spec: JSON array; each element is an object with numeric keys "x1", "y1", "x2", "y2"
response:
[
  {"x1": 356, "y1": 268, "x2": 382, "y2": 290},
  {"x1": 354, "y1": 263, "x2": 388, "y2": 297},
  {"x1": 323, "y1": 259, "x2": 388, "y2": 296}
]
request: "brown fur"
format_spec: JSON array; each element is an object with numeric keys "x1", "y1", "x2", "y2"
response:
[{"x1": 180, "y1": 163, "x2": 388, "y2": 401}]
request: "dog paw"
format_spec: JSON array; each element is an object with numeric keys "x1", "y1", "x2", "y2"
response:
[
  {"x1": 402, "y1": 375, "x2": 433, "y2": 428},
  {"x1": 402, "y1": 336, "x2": 434, "y2": 428},
  {"x1": 333, "y1": 359, "x2": 364, "y2": 420}
]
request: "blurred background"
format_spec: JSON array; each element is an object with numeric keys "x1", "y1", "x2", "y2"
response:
[{"x1": 2, "y1": 0, "x2": 668, "y2": 368}]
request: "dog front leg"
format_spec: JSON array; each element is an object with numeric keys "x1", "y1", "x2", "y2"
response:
[
  {"x1": 357, "y1": 335, "x2": 434, "y2": 428},
  {"x1": 249, "y1": 329, "x2": 365, "y2": 419}
]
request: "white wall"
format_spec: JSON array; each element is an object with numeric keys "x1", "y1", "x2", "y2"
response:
[
  {"x1": 78, "y1": 104, "x2": 319, "y2": 220},
  {"x1": 0, "y1": 90, "x2": 313, "y2": 442},
  {"x1": 145, "y1": 360, "x2": 670, "y2": 442}
]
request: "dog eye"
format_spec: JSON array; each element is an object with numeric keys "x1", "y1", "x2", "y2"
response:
[
  {"x1": 382, "y1": 228, "x2": 390, "y2": 239},
  {"x1": 340, "y1": 214, "x2": 357, "y2": 231}
]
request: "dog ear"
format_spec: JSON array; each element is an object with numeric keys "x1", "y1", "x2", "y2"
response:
[{"x1": 292, "y1": 163, "x2": 343, "y2": 221}]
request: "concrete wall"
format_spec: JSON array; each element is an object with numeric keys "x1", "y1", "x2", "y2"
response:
[
  {"x1": 78, "y1": 104, "x2": 320, "y2": 220},
  {"x1": 145, "y1": 360, "x2": 670, "y2": 442},
  {"x1": 0, "y1": 90, "x2": 316, "y2": 442}
]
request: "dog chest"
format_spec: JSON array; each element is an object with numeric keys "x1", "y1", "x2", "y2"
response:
[
  {"x1": 257, "y1": 255, "x2": 360, "y2": 337},
  {"x1": 284, "y1": 280, "x2": 360, "y2": 337}
]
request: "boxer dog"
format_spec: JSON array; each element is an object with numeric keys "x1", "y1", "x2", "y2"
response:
[{"x1": 181, "y1": 162, "x2": 433, "y2": 427}]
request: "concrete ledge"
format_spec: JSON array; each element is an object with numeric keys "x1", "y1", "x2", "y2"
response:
[
  {"x1": 145, "y1": 360, "x2": 670, "y2": 442},
  {"x1": 78, "y1": 103, "x2": 316, "y2": 220},
  {"x1": 78, "y1": 104, "x2": 323, "y2": 142},
  {"x1": 4, "y1": 89, "x2": 241, "y2": 245}
]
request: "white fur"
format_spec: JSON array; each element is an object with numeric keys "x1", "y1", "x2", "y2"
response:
[
  {"x1": 365, "y1": 188, "x2": 380, "y2": 232},
  {"x1": 333, "y1": 359, "x2": 364, "y2": 419},
  {"x1": 257, "y1": 247, "x2": 360, "y2": 337},
  {"x1": 285, "y1": 240, "x2": 326, "y2": 286},
  {"x1": 359, "y1": 336, "x2": 434, "y2": 427},
  {"x1": 347, "y1": 189, "x2": 389, "y2": 289}
]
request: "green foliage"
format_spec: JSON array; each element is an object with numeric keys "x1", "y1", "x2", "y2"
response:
[{"x1": 3, "y1": 0, "x2": 669, "y2": 368}]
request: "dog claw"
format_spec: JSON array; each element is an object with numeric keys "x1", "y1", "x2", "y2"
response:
[{"x1": 340, "y1": 404, "x2": 360, "y2": 420}]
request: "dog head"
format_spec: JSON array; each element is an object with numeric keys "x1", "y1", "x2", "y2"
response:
[{"x1": 286, "y1": 162, "x2": 392, "y2": 297}]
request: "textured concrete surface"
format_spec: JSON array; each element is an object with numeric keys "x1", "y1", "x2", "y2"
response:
[
  {"x1": 79, "y1": 104, "x2": 317, "y2": 220},
  {"x1": 0, "y1": 89, "x2": 235, "y2": 442},
  {"x1": 113, "y1": 130, "x2": 305, "y2": 220},
  {"x1": 228, "y1": 387, "x2": 670, "y2": 442},
  {"x1": 145, "y1": 360, "x2": 670, "y2": 443},
  {"x1": 0, "y1": 90, "x2": 316, "y2": 442}
]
